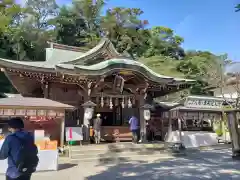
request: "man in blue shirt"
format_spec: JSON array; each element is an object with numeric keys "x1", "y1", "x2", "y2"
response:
[
  {"x1": 0, "y1": 117, "x2": 36, "y2": 180},
  {"x1": 129, "y1": 115, "x2": 139, "y2": 143}
]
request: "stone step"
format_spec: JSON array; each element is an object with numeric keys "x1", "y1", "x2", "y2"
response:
[
  {"x1": 69, "y1": 142, "x2": 166, "y2": 152},
  {"x1": 70, "y1": 153, "x2": 175, "y2": 163},
  {"x1": 70, "y1": 150, "x2": 168, "y2": 159},
  {"x1": 68, "y1": 142, "x2": 173, "y2": 162}
]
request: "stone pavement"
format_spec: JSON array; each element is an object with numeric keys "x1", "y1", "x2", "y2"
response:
[{"x1": 0, "y1": 148, "x2": 240, "y2": 180}]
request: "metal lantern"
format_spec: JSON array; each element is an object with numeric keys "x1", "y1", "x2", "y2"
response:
[
  {"x1": 141, "y1": 104, "x2": 153, "y2": 121},
  {"x1": 143, "y1": 109, "x2": 151, "y2": 120}
]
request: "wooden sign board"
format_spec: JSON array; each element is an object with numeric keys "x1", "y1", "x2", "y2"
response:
[
  {"x1": 57, "y1": 111, "x2": 65, "y2": 117},
  {"x1": 47, "y1": 110, "x2": 57, "y2": 117},
  {"x1": 119, "y1": 70, "x2": 133, "y2": 75},
  {"x1": 37, "y1": 110, "x2": 46, "y2": 116},
  {"x1": 184, "y1": 97, "x2": 223, "y2": 109},
  {"x1": 3, "y1": 109, "x2": 15, "y2": 116},
  {"x1": 27, "y1": 109, "x2": 37, "y2": 116},
  {"x1": 0, "y1": 108, "x2": 64, "y2": 118},
  {"x1": 15, "y1": 109, "x2": 26, "y2": 116},
  {"x1": 65, "y1": 127, "x2": 83, "y2": 141}
]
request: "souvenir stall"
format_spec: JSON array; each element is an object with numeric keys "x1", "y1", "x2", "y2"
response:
[
  {"x1": 0, "y1": 97, "x2": 74, "y2": 173},
  {"x1": 165, "y1": 96, "x2": 231, "y2": 148}
]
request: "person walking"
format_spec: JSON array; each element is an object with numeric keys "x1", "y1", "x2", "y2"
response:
[
  {"x1": 93, "y1": 114, "x2": 102, "y2": 144},
  {"x1": 0, "y1": 117, "x2": 39, "y2": 180},
  {"x1": 129, "y1": 115, "x2": 139, "y2": 143}
]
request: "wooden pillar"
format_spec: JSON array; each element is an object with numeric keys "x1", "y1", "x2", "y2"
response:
[
  {"x1": 164, "y1": 111, "x2": 172, "y2": 141},
  {"x1": 178, "y1": 117, "x2": 183, "y2": 144},
  {"x1": 43, "y1": 82, "x2": 49, "y2": 98},
  {"x1": 139, "y1": 96, "x2": 146, "y2": 142},
  {"x1": 60, "y1": 117, "x2": 65, "y2": 147}
]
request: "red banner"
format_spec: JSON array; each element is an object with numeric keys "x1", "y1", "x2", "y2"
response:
[{"x1": 69, "y1": 127, "x2": 72, "y2": 139}]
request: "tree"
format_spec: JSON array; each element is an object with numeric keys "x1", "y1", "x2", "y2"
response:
[
  {"x1": 235, "y1": 4, "x2": 240, "y2": 12},
  {"x1": 0, "y1": 0, "x2": 22, "y2": 33},
  {"x1": 52, "y1": 5, "x2": 89, "y2": 47},
  {"x1": 176, "y1": 51, "x2": 216, "y2": 95},
  {"x1": 144, "y1": 26, "x2": 185, "y2": 59},
  {"x1": 101, "y1": 7, "x2": 149, "y2": 58}
]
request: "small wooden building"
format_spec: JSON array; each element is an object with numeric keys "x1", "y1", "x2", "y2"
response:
[
  {"x1": 164, "y1": 96, "x2": 231, "y2": 147},
  {"x1": 0, "y1": 97, "x2": 74, "y2": 147}
]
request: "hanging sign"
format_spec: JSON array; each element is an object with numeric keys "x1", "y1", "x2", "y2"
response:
[
  {"x1": 3, "y1": 109, "x2": 15, "y2": 116},
  {"x1": 15, "y1": 109, "x2": 26, "y2": 116},
  {"x1": 143, "y1": 109, "x2": 151, "y2": 121},
  {"x1": 37, "y1": 110, "x2": 46, "y2": 116},
  {"x1": 47, "y1": 110, "x2": 57, "y2": 117},
  {"x1": 184, "y1": 97, "x2": 223, "y2": 109},
  {"x1": 57, "y1": 111, "x2": 65, "y2": 117},
  {"x1": 119, "y1": 70, "x2": 133, "y2": 75},
  {"x1": 27, "y1": 110, "x2": 37, "y2": 116}
]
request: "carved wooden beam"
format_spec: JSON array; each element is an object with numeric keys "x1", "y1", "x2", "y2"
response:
[{"x1": 94, "y1": 76, "x2": 105, "y2": 88}]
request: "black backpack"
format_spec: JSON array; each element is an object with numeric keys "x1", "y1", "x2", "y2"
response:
[{"x1": 13, "y1": 134, "x2": 39, "y2": 174}]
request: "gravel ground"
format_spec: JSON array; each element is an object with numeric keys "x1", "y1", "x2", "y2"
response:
[{"x1": 0, "y1": 148, "x2": 240, "y2": 180}]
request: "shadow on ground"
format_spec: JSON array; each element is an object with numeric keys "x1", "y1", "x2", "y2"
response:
[
  {"x1": 87, "y1": 147, "x2": 240, "y2": 180},
  {"x1": 58, "y1": 163, "x2": 78, "y2": 170},
  {"x1": 96, "y1": 142, "x2": 187, "y2": 164}
]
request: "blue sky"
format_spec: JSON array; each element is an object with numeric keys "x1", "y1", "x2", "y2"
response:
[{"x1": 56, "y1": 0, "x2": 240, "y2": 61}]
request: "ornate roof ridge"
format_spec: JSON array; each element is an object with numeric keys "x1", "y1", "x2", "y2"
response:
[
  {"x1": 47, "y1": 41, "x2": 90, "y2": 52},
  {"x1": 63, "y1": 38, "x2": 121, "y2": 65}
]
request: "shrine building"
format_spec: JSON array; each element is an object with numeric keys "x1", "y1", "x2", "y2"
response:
[{"x1": 0, "y1": 38, "x2": 194, "y2": 142}]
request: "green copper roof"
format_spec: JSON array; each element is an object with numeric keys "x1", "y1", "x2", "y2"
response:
[{"x1": 0, "y1": 38, "x2": 194, "y2": 84}]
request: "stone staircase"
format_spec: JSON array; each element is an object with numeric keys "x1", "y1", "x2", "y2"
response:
[{"x1": 68, "y1": 142, "x2": 172, "y2": 163}]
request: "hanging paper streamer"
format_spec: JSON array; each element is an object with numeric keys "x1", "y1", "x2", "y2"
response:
[
  {"x1": 101, "y1": 96, "x2": 104, "y2": 107},
  {"x1": 115, "y1": 98, "x2": 119, "y2": 106},
  {"x1": 128, "y1": 98, "x2": 132, "y2": 108},
  {"x1": 110, "y1": 97, "x2": 113, "y2": 109},
  {"x1": 132, "y1": 97, "x2": 136, "y2": 105},
  {"x1": 121, "y1": 98, "x2": 125, "y2": 108}
]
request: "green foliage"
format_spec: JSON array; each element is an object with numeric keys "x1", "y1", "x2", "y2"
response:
[
  {"x1": 215, "y1": 128, "x2": 223, "y2": 137},
  {"x1": 0, "y1": 0, "x2": 229, "y2": 95},
  {"x1": 139, "y1": 55, "x2": 184, "y2": 77}
]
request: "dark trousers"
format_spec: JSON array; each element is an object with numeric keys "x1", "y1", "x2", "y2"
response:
[
  {"x1": 6, "y1": 174, "x2": 31, "y2": 180},
  {"x1": 132, "y1": 129, "x2": 138, "y2": 143}
]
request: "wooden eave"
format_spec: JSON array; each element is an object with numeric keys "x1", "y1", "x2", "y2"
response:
[{"x1": 0, "y1": 97, "x2": 75, "y2": 110}]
